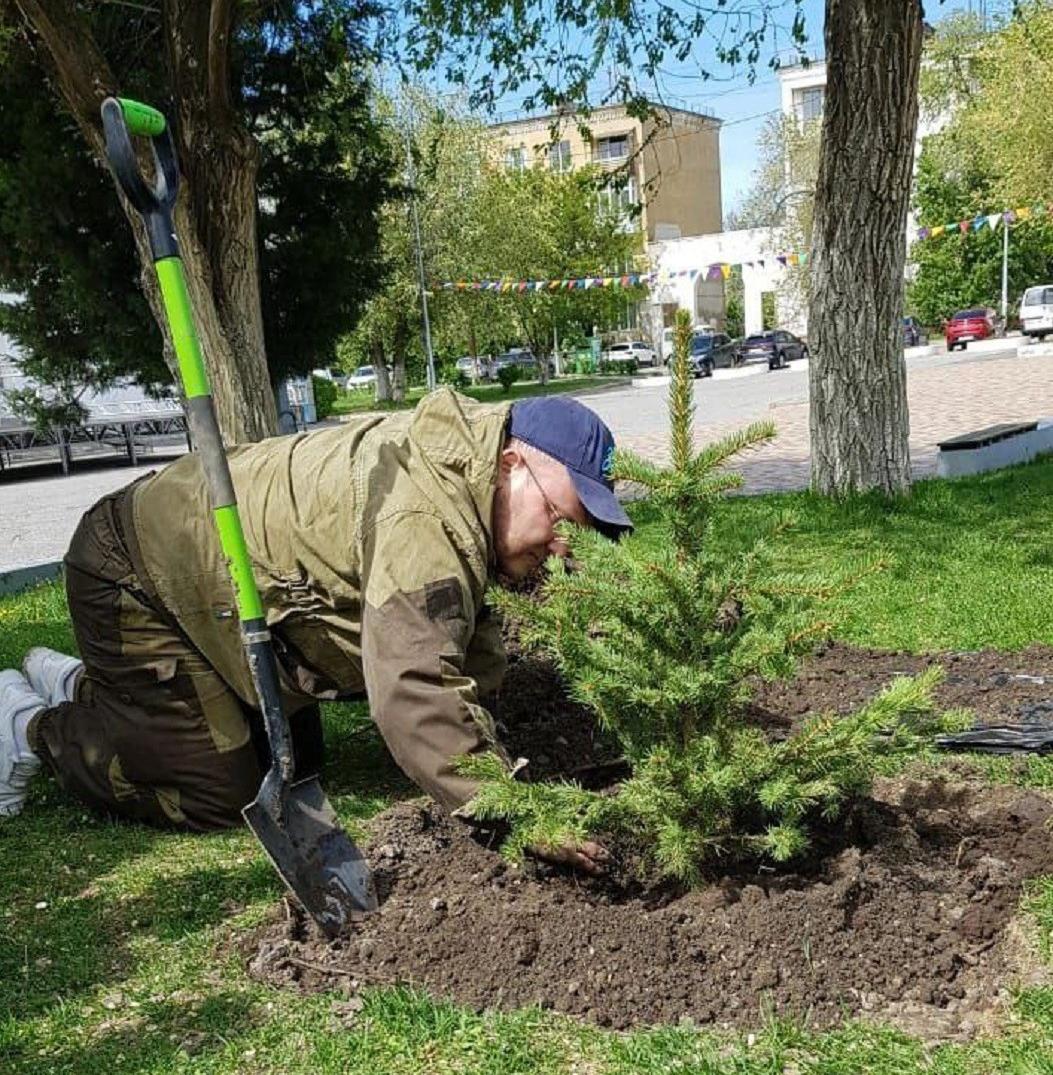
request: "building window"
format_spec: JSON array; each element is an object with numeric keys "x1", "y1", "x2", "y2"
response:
[
  {"x1": 597, "y1": 176, "x2": 637, "y2": 229},
  {"x1": 505, "y1": 145, "x2": 526, "y2": 172},
  {"x1": 548, "y1": 140, "x2": 572, "y2": 173},
  {"x1": 793, "y1": 86, "x2": 824, "y2": 125},
  {"x1": 595, "y1": 134, "x2": 630, "y2": 162}
]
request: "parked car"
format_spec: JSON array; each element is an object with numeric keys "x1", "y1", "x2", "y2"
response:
[
  {"x1": 902, "y1": 317, "x2": 928, "y2": 348},
  {"x1": 1020, "y1": 285, "x2": 1053, "y2": 341},
  {"x1": 493, "y1": 349, "x2": 556, "y2": 379},
  {"x1": 603, "y1": 340, "x2": 657, "y2": 368},
  {"x1": 738, "y1": 329, "x2": 809, "y2": 371},
  {"x1": 944, "y1": 308, "x2": 996, "y2": 351},
  {"x1": 455, "y1": 355, "x2": 492, "y2": 381},
  {"x1": 661, "y1": 323, "x2": 715, "y2": 364},
  {"x1": 311, "y1": 367, "x2": 348, "y2": 388},
  {"x1": 346, "y1": 364, "x2": 378, "y2": 389},
  {"x1": 686, "y1": 332, "x2": 737, "y2": 377}
]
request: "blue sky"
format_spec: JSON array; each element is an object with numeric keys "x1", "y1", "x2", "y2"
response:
[
  {"x1": 656, "y1": 0, "x2": 1003, "y2": 215},
  {"x1": 416, "y1": 0, "x2": 1006, "y2": 219}
]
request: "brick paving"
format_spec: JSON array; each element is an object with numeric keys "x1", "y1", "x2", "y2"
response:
[
  {"x1": 615, "y1": 349, "x2": 1053, "y2": 493},
  {"x1": 2, "y1": 349, "x2": 1051, "y2": 570}
]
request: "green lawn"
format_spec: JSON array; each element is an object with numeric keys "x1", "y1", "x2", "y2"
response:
[
  {"x1": 330, "y1": 375, "x2": 626, "y2": 415},
  {"x1": 5, "y1": 460, "x2": 1053, "y2": 1073}
]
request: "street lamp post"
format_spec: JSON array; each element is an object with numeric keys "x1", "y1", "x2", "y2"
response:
[
  {"x1": 1001, "y1": 211, "x2": 1010, "y2": 328},
  {"x1": 403, "y1": 123, "x2": 437, "y2": 392}
]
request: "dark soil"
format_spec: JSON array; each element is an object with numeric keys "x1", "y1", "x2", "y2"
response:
[
  {"x1": 748, "y1": 640, "x2": 1053, "y2": 734},
  {"x1": 247, "y1": 644, "x2": 1053, "y2": 1039}
]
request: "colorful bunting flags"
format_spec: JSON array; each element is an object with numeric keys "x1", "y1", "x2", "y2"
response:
[
  {"x1": 915, "y1": 201, "x2": 1048, "y2": 243},
  {"x1": 437, "y1": 250, "x2": 811, "y2": 293}
]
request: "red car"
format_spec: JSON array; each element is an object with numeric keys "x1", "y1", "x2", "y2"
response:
[{"x1": 945, "y1": 308, "x2": 995, "y2": 351}]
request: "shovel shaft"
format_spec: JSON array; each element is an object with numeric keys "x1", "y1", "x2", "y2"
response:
[
  {"x1": 99, "y1": 96, "x2": 377, "y2": 930},
  {"x1": 101, "y1": 96, "x2": 294, "y2": 814}
]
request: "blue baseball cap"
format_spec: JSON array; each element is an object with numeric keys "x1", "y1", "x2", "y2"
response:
[{"x1": 509, "y1": 396, "x2": 633, "y2": 539}]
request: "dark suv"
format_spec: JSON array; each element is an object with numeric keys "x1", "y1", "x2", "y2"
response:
[
  {"x1": 738, "y1": 329, "x2": 809, "y2": 371},
  {"x1": 687, "y1": 332, "x2": 737, "y2": 378}
]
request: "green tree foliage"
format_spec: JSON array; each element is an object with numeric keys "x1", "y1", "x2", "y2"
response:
[
  {"x1": 0, "y1": 26, "x2": 168, "y2": 420},
  {"x1": 909, "y1": 6, "x2": 1053, "y2": 325},
  {"x1": 908, "y1": 150, "x2": 1053, "y2": 325},
  {"x1": 343, "y1": 90, "x2": 646, "y2": 396},
  {"x1": 0, "y1": 2, "x2": 392, "y2": 409},
  {"x1": 496, "y1": 364, "x2": 521, "y2": 393},
  {"x1": 458, "y1": 310, "x2": 960, "y2": 884},
  {"x1": 727, "y1": 112, "x2": 820, "y2": 325},
  {"x1": 311, "y1": 375, "x2": 338, "y2": 419},
  {"x1": 461, "y1": 164, "x2": 647, "y2": 365}
]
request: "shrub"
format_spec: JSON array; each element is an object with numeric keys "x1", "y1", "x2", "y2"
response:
[
  {"x1": 497, "y1": 364, "x2": 522, "y2": 393},
  {"x1": 459, "y1": 309, "x2": 963, "y2": 883},
  {"x1": 311, "y1": 375, "x2": 338, "y2": 419},
  {"x1": 598, "y1": 358, "x2": 638, "y2": 375},
  {"x1": 439, "y1": 361, "x2": 470, "y2": 389}
]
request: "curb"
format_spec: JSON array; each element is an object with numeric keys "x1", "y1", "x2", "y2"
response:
[{"x1": 0, "y1": 561, "x2": 63, "y2": 598}]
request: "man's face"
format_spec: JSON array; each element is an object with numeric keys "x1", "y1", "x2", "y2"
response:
[{"x1": 492, "y1": 446, "x2": 590, "y2": 580}]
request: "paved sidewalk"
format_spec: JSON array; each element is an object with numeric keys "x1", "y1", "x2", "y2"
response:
[
  {"x1": 614, "y1": 349, "x2": 1053, "y2": 493},
  {"x1": 0, "y1": 454, "x2": 186, "y2": 572}
]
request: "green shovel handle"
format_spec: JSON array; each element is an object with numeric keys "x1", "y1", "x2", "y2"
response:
[
  {"x1": 118, "y1": 98, "x2": 166, "y2": 138},
  {"x1": 100, "y1": 96, "x2": 293, "y2": 811}
]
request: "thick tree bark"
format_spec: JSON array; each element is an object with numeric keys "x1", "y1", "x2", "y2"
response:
[
  {"x1": 9, "y1": 0, "x2": 276, "y2": 443},
  {"x1": 808, "y1": 0, "x2": 922, "y2": 496}
]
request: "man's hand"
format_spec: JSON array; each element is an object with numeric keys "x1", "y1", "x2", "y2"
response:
[{"x1": 528, "y1": 839, "x2": 610, "y2": 876}]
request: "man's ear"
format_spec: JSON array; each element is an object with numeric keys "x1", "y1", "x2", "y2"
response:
[{"x1": 499, "y1": 446, "x2": 523, "y2": 477}]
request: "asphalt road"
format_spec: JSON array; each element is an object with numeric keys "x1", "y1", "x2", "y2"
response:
[{"x1": 0, "y1": 339, "x2": 1031, "y2": 572}]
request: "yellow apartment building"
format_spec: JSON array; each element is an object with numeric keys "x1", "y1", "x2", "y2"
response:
[{"x1": 488, "y1": 102, "x2": 723, "y2": 241}]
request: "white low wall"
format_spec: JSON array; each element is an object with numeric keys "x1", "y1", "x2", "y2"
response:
[{"x1": 937, "y1": 420, "x2": 1053, "y2": 479}]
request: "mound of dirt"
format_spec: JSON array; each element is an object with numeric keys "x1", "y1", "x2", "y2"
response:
[
  {"x1": 246, "y1": 643, "x2": 1053, "y2": 1039},
  {"x1": 248, "y1": 779, "x2": 1053, "y2": 1039}
]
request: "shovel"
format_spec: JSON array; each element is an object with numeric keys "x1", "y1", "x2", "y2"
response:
[{"x1": 100, "y1": 97, "x2": 376, "y2": 934}]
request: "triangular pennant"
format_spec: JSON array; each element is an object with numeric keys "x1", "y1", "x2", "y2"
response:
[
  {"x1": 958, "y1": 220, "x2": 970, "y2": 234},
  {"x1": 987, "y1": 214, "x2": 1001, "y2": 230},
  {"x1": 917, "y1": 227, "x2": 930, "y2": 240},
  {"x1": 777, "y1": 255, "x2": 788, "y2": 266},
  {"x1": 931, "y1": 225, "x2": 945, "y2": 237},
  {"x1": 1017, "y1": 206, "x2": 1032, "y2": 219},
  {"x1": 689, "y1": 269, "x2": 699, "y2": 279},
  {"x1": 971, "y1": 216, "x2": 986, "y2": 231},
  {"x1": 720, "y1": 263, "x2": 731, "y2": 279},
  {"x1": 799, "y1": 252, "x2": 809, "y2": 265},
  {"x1": 758, "y1": 259, "x2": 765, "y2": 269}
]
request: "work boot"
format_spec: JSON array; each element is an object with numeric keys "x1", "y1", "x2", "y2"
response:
[
  {"x1": 23, "y1": 646, "x2": 83, "y2": 709},
  {"x1": 0, "y1": 670, "x2": 44, "y2": 818}
]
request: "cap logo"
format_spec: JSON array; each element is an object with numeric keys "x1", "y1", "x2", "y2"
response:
[{"x1": 602, "y1": 445, "x2": 615, "y2": 479}]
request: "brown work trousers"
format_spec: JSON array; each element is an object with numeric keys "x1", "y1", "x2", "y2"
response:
[{"x1": 27, "y1": 486, "x2": 323, "y2": 831}]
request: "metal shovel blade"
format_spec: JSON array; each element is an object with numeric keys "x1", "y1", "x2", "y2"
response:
[{"x1": 243, "y1": 776, "x2": 377, "y2": 937}]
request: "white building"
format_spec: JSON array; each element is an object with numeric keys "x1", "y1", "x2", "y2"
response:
[
  {"x1": 645, "y1": 55, "x2": 949, "y2": 343},
  {"x1": 645, "y1": 229, "x2": 788, "y2": 344}
]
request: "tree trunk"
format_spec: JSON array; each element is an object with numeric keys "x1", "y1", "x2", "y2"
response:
[
  {"x1": 372, "y1": 334, "x2": 392, "y2": 402},
  {"x1": 808, "y1": 0, "x2": 921, "y2": 496},
  {"x1": 9, "y1": 0, "x2": 277, "y2": 444},
  {"x1": 391, "y1": 313, "x2": 409, "y2": 403}
]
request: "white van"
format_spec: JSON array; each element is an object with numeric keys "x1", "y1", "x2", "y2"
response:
[
  {"x1": 1020, "y1": 284, "x2": 1053, "y2": 340},
  {"x1": 661, "y1": 322, "x2": 715, "y2": 364}
]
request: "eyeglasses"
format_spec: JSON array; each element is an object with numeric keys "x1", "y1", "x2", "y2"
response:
[{"x1": 522, "y1": 457, "x2": 569, "y2": 544}]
